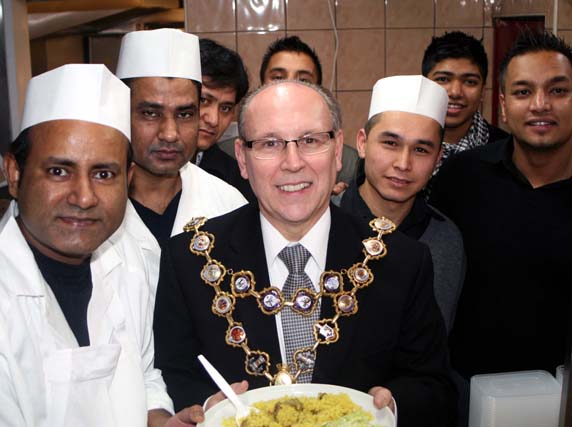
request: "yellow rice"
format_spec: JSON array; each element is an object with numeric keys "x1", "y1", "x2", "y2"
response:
[{"x1": 222, "y1": 392, "x2": 373, "y2": 427}]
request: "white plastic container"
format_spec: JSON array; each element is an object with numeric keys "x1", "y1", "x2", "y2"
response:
[
  {"x1": 469, "y1": 370, "x2": 561, "y2": 427},
  {"x1": 556, "y1": 365, "x2": 564, "y2": 386}
]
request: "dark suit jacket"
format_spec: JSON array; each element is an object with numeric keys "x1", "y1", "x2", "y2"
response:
[
  {"x1": 154, "y1": 204, "x2": 456, "y2": 426},
  {"x1": 198, "y1": 144, "x2": 256, "y2": 202}
]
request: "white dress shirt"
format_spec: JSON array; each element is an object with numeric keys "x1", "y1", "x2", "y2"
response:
[
  {"x1": 260, "y1": 208, "x2": 331, "y2": 366},
  {"x1": 259, "y1": 208, "x2": 398, "y2": 420}
]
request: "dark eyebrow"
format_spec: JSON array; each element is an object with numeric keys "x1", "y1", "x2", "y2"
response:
[
  {"x1": 92, "y1": 162, "x2": 121, "y2": 172},
  {"x1": 431, "y1": 70, "x2": 454, "y2": 76},
  {"x1": 136, "y1": 101, "x2": 163, "y2": 110},
  {"x1": 43, "y1": 157, "x2": 75, "y2": 167},
  {"x1": 378, "y1": 131, "x2": 401, "y2": 140},
  {"x1": 549, "y1": 75, "x2": 571, "y2": 84},
  {"x1": 176, "y1": 104, "x2": 198, "y2": 113},
  {"x1": 417, "y1": 139, "x2": 437, "y2": 148},
  {"x1": 511, "y1": 76, "x2": 571, "y2": 87},
  {"x1": 43, "y1": 157, "x2": 122, "y2": 172},
  {"x1": 201, "y1": 92, "x2": 217, "y2": 101},
  {"x1": 296, "y1": 70, "x2": 315, "y2": 78},
  {"x1": 268, "y1": 67, "x2": 287, "y2": 74},
  {"x1": 377, "y1": 131, "x2": 436, "y2": 147},
  {"x1": 432, "y1": 70, "x2": 482, "y2": 80}
]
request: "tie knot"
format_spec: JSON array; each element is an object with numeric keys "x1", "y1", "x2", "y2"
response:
[{"x1": 278, "y1": 244, "x2": 311, "y2": 274}]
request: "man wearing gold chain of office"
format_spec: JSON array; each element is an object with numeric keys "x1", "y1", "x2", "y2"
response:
[{"x1": 153, "y1": 79, "x2": 456, "y2": 427}]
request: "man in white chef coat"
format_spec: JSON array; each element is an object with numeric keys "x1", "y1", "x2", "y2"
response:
[
  {"x1": 0, "y1": 64, "x2": 204, "y2": 426},
  {"x1": 116, "y1": 29, "x2": 247, "y2": 296}
]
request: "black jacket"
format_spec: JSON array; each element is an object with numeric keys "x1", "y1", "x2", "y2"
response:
[{"x1": 154, "y1": 204, "x2": 456, "y2": 426}]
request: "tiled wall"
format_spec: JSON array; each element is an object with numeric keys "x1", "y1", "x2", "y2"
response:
[{"x1": 186, "y1": 0, "x2": 564, "y2": 147}]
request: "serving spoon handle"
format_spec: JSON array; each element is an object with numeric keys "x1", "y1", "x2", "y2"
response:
[{"x1": 197, "y1": 354, "x2": 256, "y2": 424}]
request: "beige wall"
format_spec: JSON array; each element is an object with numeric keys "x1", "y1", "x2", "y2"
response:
[{"x1": 186, "y1": 0, "x2": 561, "y2": 147}]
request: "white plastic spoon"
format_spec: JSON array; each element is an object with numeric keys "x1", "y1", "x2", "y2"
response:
[{"x1": 198, "y1": 354, "x2": 258, "y2": 426}]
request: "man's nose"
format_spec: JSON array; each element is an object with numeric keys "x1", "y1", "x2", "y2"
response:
[
  {"x1": 202, "y1": 105, "x2": 218, "y2": 128},
  {"x1": 394, "y1": 148, "x2": 412, "y2": 171},
  {"x1": 448, "y1": 80, "x2": 462, "y2": 98},
  {"x1": 158, "y1": 116, "x2": 178, "y2": 142},
  {"x1": 280, "y1": 140, "x2": 305, "y2": 171},
  {"x1": 68, "y1": 175, "x2": 98, "y2": 209}
]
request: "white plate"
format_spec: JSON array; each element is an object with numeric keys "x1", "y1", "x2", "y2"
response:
[{"x1": 198, "y1": 383, "x2": 396, "y2": 426}]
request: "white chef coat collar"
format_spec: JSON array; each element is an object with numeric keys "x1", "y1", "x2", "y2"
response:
[
  {"x1": 0, "y1": 201, "x2": 122, "y2": 297},
  {"x1": 260, "y1": 207, "x2": 330, "y2": 274}
]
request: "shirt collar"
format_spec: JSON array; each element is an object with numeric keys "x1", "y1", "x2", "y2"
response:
[
  {"x1": 479, "y1": 137, "x2": 545, "y2": 187},
  {"x1": 345, "y1": 173, "x2": 437, "y2": 238},
  {"x1": 479, "y1": 136, "x2": 512, "y2": 165},
  {"x1": 0, "y1": 201, "x2": 123, "y2": 297},
  {"x1": 399, "y1": 195, "x2": 437, "y2": 238},
  {"x1": 260, "y1": 208, "x2": 331, "y2": 272},
  {"x1": 341, "y1": 177, "x2": 373, "y2": 222}
]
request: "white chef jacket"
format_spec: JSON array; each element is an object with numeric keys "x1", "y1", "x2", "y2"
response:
[
  {"x1": 123, "y1": 162, "x2": 248, "y2": 298},
  {"x1": 0, "y1": 202, "x2": 173, "y2": 427}
]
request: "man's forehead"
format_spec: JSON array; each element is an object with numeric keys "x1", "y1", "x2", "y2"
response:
[
  {"x1": 269, "y1": 51, "x2": 316, "y2": 69},
  {"x1": 248, "y1": 83, "x2": 327, "y2": 117},
  {"x1": 256, "y1": 81, "x2": 321, "y2": 103},
  {"x1": 131, "y1": 76, "x2": 198, "y2": 99},
  {"x1": 371, "y1": 111, "x2": 441, "y2": 137},
  {"x1": 201, "y1": 82, "x2": 237, "y2": 101},
  {"x1": 29, "y1": 119, "x2": 127, "y2": 149},
  {"x1": 507, "y1": 50, "x2": 572, "y2": 78},
  {"x1": 244, "y1": 83, "x2": 330, "y2": 135}
]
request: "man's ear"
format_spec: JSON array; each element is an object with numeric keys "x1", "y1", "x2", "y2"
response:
[
  {"x1": 356, "y1": 128, "x2": 368, "y2": 159},
  {"x1": 4, "y1": 153, "x2": 21, "y2": 199},
  {"x1": 435, "y1": 141, "x2": 444, "y2": 167},
  {"x1": 499, "y1": 93, "x2": 508, "y2": 124},
  {"x1": 127, "y1": 161, "x2": 135, "y2": 186},
  {"x1": 235, "y1": 137, "x2": 249, "y2": 180},
  {"x1": 334, "y1": 129, "x2": 344, "y2": 173}
]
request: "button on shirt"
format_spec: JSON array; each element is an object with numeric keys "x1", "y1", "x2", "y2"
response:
[{"x1": 260, "y1": 208, "x2": 330, "y2": 366}]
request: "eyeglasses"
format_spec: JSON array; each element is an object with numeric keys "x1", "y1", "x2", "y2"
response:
[{"x1": 244, "y1": 130, "x2": 335, "y2": 160}]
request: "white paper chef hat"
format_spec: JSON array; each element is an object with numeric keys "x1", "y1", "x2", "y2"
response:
[
  {"x1": 368, "y1": 75, "x2": 448, "y2": 127},
  {"x1": 115, "y1": 28, "x2": 202, "y2": 83},
  {"x1": 20, "y1": 63, "x2": 130, "y2": 140}
]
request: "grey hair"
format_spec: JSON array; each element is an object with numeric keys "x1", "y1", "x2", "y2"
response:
[{"x1": 237, "y1": 79, "x2": 342, "y2": 140}]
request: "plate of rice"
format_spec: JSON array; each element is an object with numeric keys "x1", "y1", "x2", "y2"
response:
[{"x1": 198, "y1": 383, "x2": 396, "y2": 427}]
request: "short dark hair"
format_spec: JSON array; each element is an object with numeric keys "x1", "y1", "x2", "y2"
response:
[
  {"x1": 10, "y1": 125, "x2": 133, "y2": 182},
  {"x1": 10, "y1": 128, "x2": 32, "y2": 174},
  {"x1": 499, "y1": 29, "x2": 572, "y2": 93},
  {"x1": 422, "y1": 31, "x2": 488, "y2": 83},
  {"x1": 199, "y1": 38, "x2": 249, "y2": 103},
  {"x1": 259, "y1": 36, "x2": 323, "y2": 85}
]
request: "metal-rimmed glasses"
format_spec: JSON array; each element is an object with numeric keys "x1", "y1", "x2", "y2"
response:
[{"x1": 244, "y1": 130, "x2": 335, "y2": 160}]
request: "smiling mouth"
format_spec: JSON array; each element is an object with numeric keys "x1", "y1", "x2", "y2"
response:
[
  {"x1": 527, "y1": 120, "x2": 556, "y2": 127},
  {"x1": 278, "y1": 182, "x2": 311, "y2": 192},
  {"x1": 447, "y1": 103, "x2": 465, "y2": 111}
]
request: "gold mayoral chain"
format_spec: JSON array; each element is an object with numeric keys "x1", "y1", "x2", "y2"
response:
[{"x1": 183, "y1": 216, "x2": 396, "y2": 386}]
